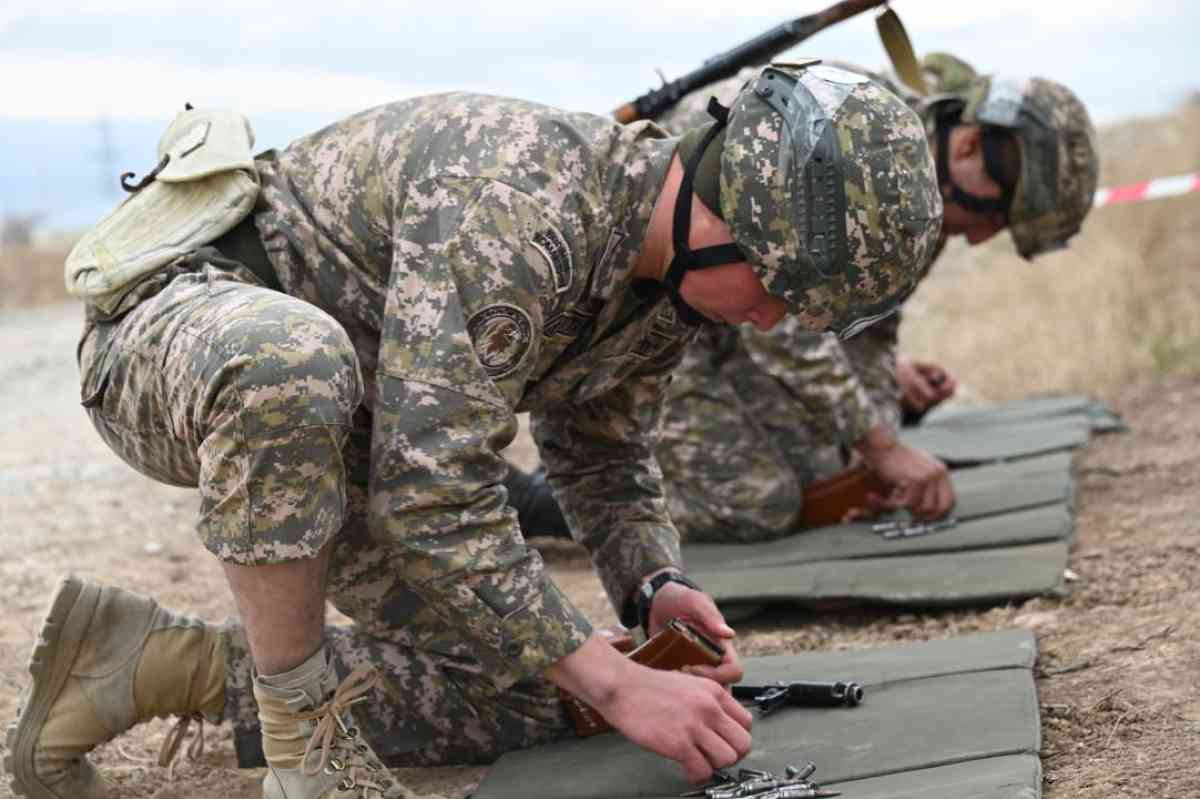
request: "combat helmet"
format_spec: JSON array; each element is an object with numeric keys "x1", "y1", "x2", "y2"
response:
[
  {"x1": 666, "y1": 61, "x2": 942, "y2": 338},
  {"x1": 930, "y1": 75, "x2": 1099, "y2": 259}
]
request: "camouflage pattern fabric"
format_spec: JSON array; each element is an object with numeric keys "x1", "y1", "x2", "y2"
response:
[
  {"x1": 654, "y1": 57, "x2": 1094, "y2": 542},
  {"x1": 840, "y1": 314, "x2": 903, "y2": 432},
  {"x1": 225, "y1": 621, "x2": 573, "y2": 767},
  {"x1": 921, "y1": 52, "x2": 978, "y2": 95},
  {"x1": 77, "y1": 92, "x2": 696, "y2": 700},
  {"x1": 654, "y1": 61, "x2": 951, "y2": 541},
  {"x1": 957, "y1": 76, "x2": 1099, "y2": 259},
  {"x1": 222, "y1": 412, "x2": 574, "y2": 766},
  {"x1": 717, "y1": 64, "x2": 941, "y2": 336},
  {"x1": 78, "y1": 253, "x2": 363, "y2": 564},
  {"x1": 657, "y1": 322, "x2": 883, "y2": 543}
]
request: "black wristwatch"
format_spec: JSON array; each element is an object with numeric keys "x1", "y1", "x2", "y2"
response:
[{"x1": 622, "y1": 570, "x2": 702, "y2": 632}]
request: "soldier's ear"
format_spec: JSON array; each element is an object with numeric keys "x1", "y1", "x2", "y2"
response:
[{"x1": 951, "y1": 124, "x2": 984, "y2": 163}]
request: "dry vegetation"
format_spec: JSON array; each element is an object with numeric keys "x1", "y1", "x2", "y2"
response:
[
  {"x1": 903, "y1": 99, "x2": 1200, "y2": 400},
  {"x1": 0, "y1": 247, "x2": 70, "y2": 311}
]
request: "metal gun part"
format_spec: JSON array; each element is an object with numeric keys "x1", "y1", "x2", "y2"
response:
[
  {"x1": 747, "y1": 786, "x2": 840, "y2": 799},
  {"x1": 680, "y1": 769, "x2": 734, "y2": 797},
  {"x1": 785, "y1": 762, "x2": 817, "y2": 783},
  {"x1": 880, "y1": 516, "x2": 959, "y2": 540}
]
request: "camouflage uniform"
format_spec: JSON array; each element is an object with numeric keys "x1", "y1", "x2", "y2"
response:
[
  {"x1": 78, "y1": 92, "x2": 695, "y2": 765},
  {"x1": 655, "y1": 63, "x2": 939, "y2": 543},
  {"x1": 655, "y1": 54, "x2": 1097, "y2": 543}
]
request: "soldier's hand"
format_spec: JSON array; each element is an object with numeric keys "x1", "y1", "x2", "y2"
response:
[
  {"x1": 604, "y1": 663, "x2": 753, "y2": 783},
  {"x1": 897, "y1": 355, "x2": 957, "y2": 413},
  {"x1": 857, "y1": 426, "x2": 954, "y2": 520},
  {"x1": 648, "y1": 580, "x2": 744, "y2": 685},
  {"x1": 609, "y1": 662, "x2": 748, "y2": 782},
  {"x1": 544, "y1": 634, "x2": 753, "y2": 784}
]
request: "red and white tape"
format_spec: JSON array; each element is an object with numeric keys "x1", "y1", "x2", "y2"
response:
[{"x1": 1094, "y1": 173, "x2": 1200, "y2": 208}]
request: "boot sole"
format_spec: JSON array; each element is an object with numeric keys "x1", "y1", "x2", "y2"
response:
[{"x1": 4, "y1": 576, "x2": 102, "y2": 799}]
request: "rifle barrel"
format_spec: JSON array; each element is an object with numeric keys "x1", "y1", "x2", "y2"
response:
[{"x1": 613, "y1": 0, "x2": 888, "y2": 123}]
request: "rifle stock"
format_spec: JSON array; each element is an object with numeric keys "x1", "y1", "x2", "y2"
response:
[
  {"x1": 561, "y1": 619, "x2": 724, "y2": 737},
  {"x1": 800, "y1": 464, "x2": 890, "y2": 529},
  {"x1": 613, "y1": 0, "x2": 889, "y2": 124}
]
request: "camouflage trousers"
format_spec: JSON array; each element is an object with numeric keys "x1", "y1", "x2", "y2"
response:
[
  {"x1": 78, "y1": 261, "x2": 572, "y2": 766},
  {"x1": 656, "y1": 372, "x2": 847, "y2": 545}
]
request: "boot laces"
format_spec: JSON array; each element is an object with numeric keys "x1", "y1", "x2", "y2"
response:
[
  {"x1": 157, "y1": 713, "x2": 206, "y2": 778},
  {"x1": 155, "y1": 629, "x2": 219, "y2": 778},
  {"x1": 297, "y1": 666, "x2": 396, "y2": 797}
]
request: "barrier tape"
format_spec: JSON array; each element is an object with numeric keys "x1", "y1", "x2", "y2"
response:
[{"x1": 1094, "y1": 173, "x2": 1200, "y2": 208}]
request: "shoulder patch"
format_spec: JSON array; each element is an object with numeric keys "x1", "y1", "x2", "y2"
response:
[
  {"x1": 530, "y1": 225, "x2": 573, "y2": 295},
  {"x1": 467, "y1": 303, "x2": 534, "y2": 379}
]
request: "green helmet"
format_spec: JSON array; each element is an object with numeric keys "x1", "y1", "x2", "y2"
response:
[
  {"x1": 921, "y1": 52, "x2": 978, "y2": 96},
  {"x1": 950, "y1": 75, "x2": 1100, "y2": 259},
  {"x1": 718, "y1": 62, "x2": 943, "y2": 338}
]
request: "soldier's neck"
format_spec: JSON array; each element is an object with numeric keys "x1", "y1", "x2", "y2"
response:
[{"x1": 633, "y1": 154, "x2": 684, "y2": 283}]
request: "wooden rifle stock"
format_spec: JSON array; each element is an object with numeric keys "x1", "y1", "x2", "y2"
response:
[
  {"x1": 561, "y1": 619, "x2": 725, "y2": 737},
  {"x1": 613, "y1": 0, "x2": 889, "y2": 124},
  {"x1": 800, "y1": 464, "x2": 890, "y2": 529}
]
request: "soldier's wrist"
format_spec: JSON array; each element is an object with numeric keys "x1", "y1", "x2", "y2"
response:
[
  {"x1": 856, "y1": 423, "x2": 899, "y2": 461},
  {"x1": 620, "y1": 567, "x2": 674, "y2": 628},
  {"x1": 623, "y1": 569, "x2": 701, "y2": 632},
  {"x1": 543, "y1": 632, "x2": 634, "y2": 709}
]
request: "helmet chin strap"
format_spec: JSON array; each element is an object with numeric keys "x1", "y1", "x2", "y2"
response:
[
  {"x1": 663, "y1": 99, "x2": 745, "y2": 327},
  {"x1": 935, "y1": 115, "x2": 1013, "y2": 219}
]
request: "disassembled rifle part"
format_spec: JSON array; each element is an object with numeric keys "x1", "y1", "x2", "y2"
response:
[
  {"x1": 871, "y1": 516, "x2": 959, "y2": 539},
  {"x1": 731, "y1": 680, "x2": 865, "y2": 715},
  {"x1": 680, "y1": 761, "x2": 839, "y2": 799}
]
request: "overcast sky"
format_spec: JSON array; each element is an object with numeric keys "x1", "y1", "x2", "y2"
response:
[{"x1": 2, "y1": 0, "x2": 1196, "y2": 228}]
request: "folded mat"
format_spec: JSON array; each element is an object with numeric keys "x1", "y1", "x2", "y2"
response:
[
  {"x1": 682, "y1": 454, "x2": 1073, "y2": 618},
  {"x1": 904, "y1": 395, "x2": 1123, "y2": 466},
  {"x1": 698, "y1": 540, "x2": 1068, "y2": 612},
  {"x1": 473, "y1": 629, "x2": 1042, "y2": 799},
  {"x1": 921, "y1": 394, "x2": 1124, "y2": 434},
  {"x1": 902, "y1": 416, "x2": 1092, "y2": 466}
]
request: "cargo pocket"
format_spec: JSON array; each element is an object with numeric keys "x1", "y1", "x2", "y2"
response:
[{"x1": 77, "y1": 323, "x2": 115, "y2": 410}]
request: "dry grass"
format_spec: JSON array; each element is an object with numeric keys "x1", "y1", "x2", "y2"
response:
[
  {"x1": 0, "y1": 246, "x2": 70, "y2": 311},
  {"x1": 902, "y1": 99, "x2": 1200, "y2": 401}
]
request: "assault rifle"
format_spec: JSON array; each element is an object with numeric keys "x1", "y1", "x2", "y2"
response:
[{"x1": 612, "y1": 0, "x2": 889, "y2": 123}]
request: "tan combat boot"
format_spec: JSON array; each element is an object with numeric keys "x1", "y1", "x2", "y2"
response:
[
  {"x1": 4, "y1": 576, "x2": 225, "y2": 799},
  {"x1": 254, "y1": 650, "x2": 419, "y2": 798}
]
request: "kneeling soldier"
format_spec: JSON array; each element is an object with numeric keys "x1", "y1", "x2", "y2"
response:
[
  {"x1": 509, "y1": 55, "x2": 1099, "y2": 543},
  {"x1": 7, "y1": 62, "x2": 939, "y2": 798}
]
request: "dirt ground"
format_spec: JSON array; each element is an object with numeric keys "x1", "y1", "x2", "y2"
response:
[{"x1": 0, "y1": 302, "x2": 1197, "y2": 798}]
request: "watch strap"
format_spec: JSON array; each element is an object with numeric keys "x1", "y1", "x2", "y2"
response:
[{"x1": 634, "y1": 571, "x2": 701, "y2": 632}]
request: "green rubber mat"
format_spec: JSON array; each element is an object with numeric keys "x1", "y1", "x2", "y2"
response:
[
  {"x1": 681, "y1": 454, "x2": 1074, "y2": 616},
  {"x1": 685, "y1": 505, "x2": 1071, "y2": 573},
  {"x1": 946, "y1": 453, "x2": 1077, "y2": 518},
  {"x1": 905, "y1": 395, "x2": 1123, "y2": 466},
  {"x1": 922, "y1": 394, "x2": 1125, "y2": 434},
  {"x1": 473, "y1": 630, "x2": 1041, "y2": 799},
  {"x1": 699, "y1": 540, "x2": 1068, "y2": 610},
  {"x1": 902, "y1": 416, "x2": 1092, "y2": 466},
  {"x1": 951, "y1": 451, "x2": 1073, "y2": 488}
]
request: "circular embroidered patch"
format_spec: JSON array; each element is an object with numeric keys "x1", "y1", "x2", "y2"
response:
[{"x1": 467, "y1": 304, "x2": 534, "y2": 379}]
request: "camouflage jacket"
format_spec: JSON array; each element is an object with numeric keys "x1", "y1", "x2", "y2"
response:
[
  {"x1": 657, "y1": 60, "x2": 956, "y2": 448},
  {"x1": 253, "y1": 93, "x2": 692, "y2": 687}
]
